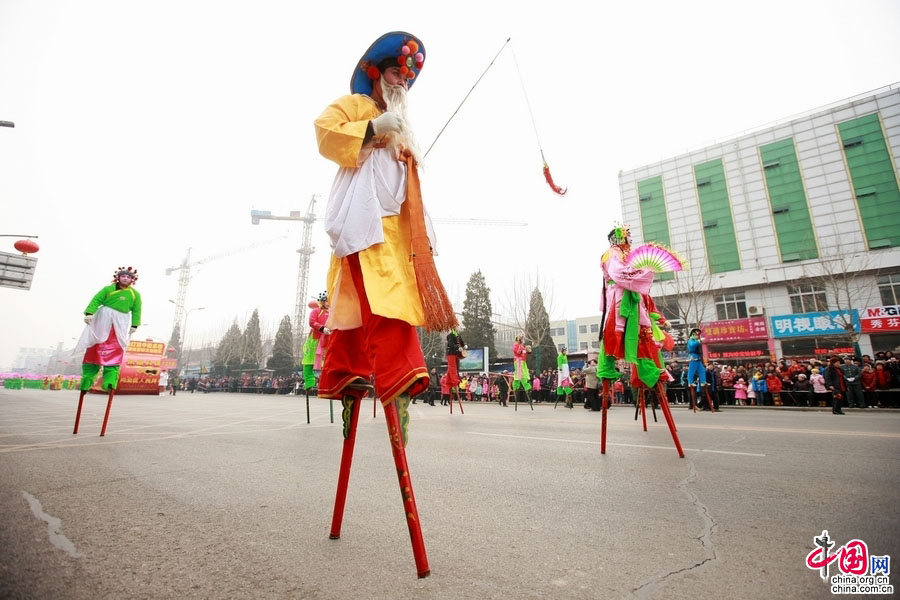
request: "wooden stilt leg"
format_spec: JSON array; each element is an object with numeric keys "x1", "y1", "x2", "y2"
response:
[
  {"x1": 455, "y1": 391, "x2": 464, "y2": 415},
  {"x1": 705, "y1": 386, "x2": 716, "y2": 413},
  {"x1": 73, "y1": 390, "x2": 86, "y2": 434},
  {"x1": 656, "y1": 382, "x2": 685, "y2": 458},
  {"x1": 640, "y1": 388, "x2": 648, "y2": 432},
  {"x1": 306, "y1": 389, "x2": 311, "y2": 424},
  {"x1": 99, "y1": 387, "x2": 115, "y2": 437},
  {"x1": 330, "y1": 387, "x2": 366, "y2": 540},
  {"x1": 689, "y1": 386, "x2": 698, "y2": 413},
  {"x1": 526, "y1": 390, "x2": 534, "y2": 410},
  {"x1": 383, "y1": 401, "x2": 431, "y2": 578},
  {"x1": 601, "y1": 379, "x2": 610, "y2": 454}
]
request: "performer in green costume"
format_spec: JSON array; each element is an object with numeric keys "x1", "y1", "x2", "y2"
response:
[
  {"x1": 556, "y1": 347, "x2": 573, "y2": 408},
  {"x1": 74, "y1": 267, "x2": 142, "y2": 391}
]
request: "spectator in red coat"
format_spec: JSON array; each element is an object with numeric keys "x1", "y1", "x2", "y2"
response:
[
  {"x1": 765, "y1": 371, "x2": 783, "y2": 406},
  {"x1": 861, "y1": 364, "x2": 877, "y2": 408}
]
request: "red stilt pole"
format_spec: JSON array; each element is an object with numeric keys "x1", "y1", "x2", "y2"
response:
[
  {"x1": 99, "y1": 388, "x2": 115, "y2": 436},
  {"x1": 330, "y1": 389, "x2": 365, "y2": 540},
  {"x1": 383, "y1": 401, "x2": 430, "y2": 578},
  {"x1": 689, "y1": 386, "x2": 698, "y2": 413},
  {"x1": 456, "y1": 391, "x2": 464, "y2": 415},
  {"x1": 639, "y1": 389, "x2": 648, "y2": 432},
  {"x1": 73, "y1": 390, "x2": 86, "y2": 434},
  {"x1": 656, "y1": 382, "x2": 685, "y2": 458},
  {"x1": 706, "y1": 386, "x2": 716, "y2": 413},
  {"x1": 600, "y1": 379, "x2": 610, "y2": 454}
]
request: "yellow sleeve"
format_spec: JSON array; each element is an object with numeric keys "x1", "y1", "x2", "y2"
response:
[{"x1": 314, "y1": 94, "x2": 379, "y2": 168}]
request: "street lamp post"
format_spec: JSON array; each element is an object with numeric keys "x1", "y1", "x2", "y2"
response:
[{"x1": 169, "y1": 300, "x2": 204, "y2": 376}]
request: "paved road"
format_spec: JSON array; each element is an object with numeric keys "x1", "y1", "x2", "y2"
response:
[{"x1": 1, "y1": 389, "x2": 898, "y2": 599}]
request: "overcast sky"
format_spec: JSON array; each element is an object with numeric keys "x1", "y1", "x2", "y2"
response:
[{"x1": 2, "y1": 0, "x2": 899, "y2": 369}]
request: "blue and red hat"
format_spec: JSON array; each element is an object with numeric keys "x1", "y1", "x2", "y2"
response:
[{"x1": 350, "y1": 31, "x2": 425, "y2": 96}]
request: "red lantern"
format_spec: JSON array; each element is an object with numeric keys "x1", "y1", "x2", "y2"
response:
[{"x1": 14, "y1": 239, "x2": 39, "y2": 255}]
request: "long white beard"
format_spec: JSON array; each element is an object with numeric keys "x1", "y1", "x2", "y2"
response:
[{"x1": 380, "y1": 77, "x2": 423, "y2": 165}]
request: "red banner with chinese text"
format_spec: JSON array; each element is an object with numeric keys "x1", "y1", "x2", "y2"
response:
[
  {"x1": 700, "y1": 317, "x2": 769, "y2": 343},
  {"x1": 90, "y1": 339, "x2": 167, "y2": 395}
]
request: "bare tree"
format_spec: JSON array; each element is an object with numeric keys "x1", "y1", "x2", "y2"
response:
[
  {"x1": 651, "y1": 245, "x2": 717, "y2": 346},
  {"x1": 501, "y1": 274, "x2": 558, "y2": 372},
  {"x1": 800, "y1": 242, "x2": 884, "y2": 348}
]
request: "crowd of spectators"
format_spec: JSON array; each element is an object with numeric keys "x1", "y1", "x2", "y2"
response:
[
  {"x1": 169, "y1": 373, "x2": 305, "y2": 394},
  {"x1": 660, "y1": 351, "x2": 900, "y2": 409}
]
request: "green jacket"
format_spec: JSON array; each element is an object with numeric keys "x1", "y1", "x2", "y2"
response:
[{"x1": 85, "y1": 284, "x2": 142, "y2": 327}]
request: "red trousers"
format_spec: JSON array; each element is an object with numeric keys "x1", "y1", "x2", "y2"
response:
[{"x1": 318, "y1": 254, "x2": 428, "y2": 405}]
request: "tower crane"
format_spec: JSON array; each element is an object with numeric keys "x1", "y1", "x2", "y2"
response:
[
  {"x1": 165, "y1": 235, "x2": 290, "y2": 341},
  {"x1": 250, "y1": 200, "x2": 527, "y2": 361},
  {"x1": 251, "y1": 195, "x2": 319, "y2": 360}
]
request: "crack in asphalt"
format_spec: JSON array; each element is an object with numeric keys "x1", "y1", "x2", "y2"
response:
[
  {"x1": 631, "y1": 459, "x2": 719, "y2": 599},
  {"x1": 21, "y1": 490, "x2": 80, "y2": 558}
]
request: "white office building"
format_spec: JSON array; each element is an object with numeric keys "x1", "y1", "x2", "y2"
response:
[{"x1": 616, "y1": 84, "x2": 900, "y2": 362}]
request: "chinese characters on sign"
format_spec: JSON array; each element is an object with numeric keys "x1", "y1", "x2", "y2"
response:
[
  {"x1": 859, "y1": 305, "x2": 900, "y2": 333},
  {"x1": 707, "y1": 349, "x2": 769, "y2": 360},
  {"x1": 700, "y1": 317, "x2": 769, "y2": 343},
  {"x1": 805, "y1": 529, "x2": 893, "y2": 594},
  {"x1": 91, "y1": 339, "x2": 169, "y2": 395},
  {"x1": 770, "y1": 310, "x2": 860, "y2": 339}
]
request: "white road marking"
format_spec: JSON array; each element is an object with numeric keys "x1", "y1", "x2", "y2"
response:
[{"x1": 465, "y1": 431, "x2": 766, "y2": 457}]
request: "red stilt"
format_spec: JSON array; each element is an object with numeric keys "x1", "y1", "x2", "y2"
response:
[
  {"x1": 383, "y1": 401, "x2": 431, "y2": 578},
  {"x1": 689, "y1": 386, "x2": 698, "y2": 413},
  {"x1": 705, "y1": 386, "x2": 716, "y2": 413},
  {"x1": 639, "y1": 389, "x2": 648, "y2": 432},
  {"x1": 600, "y1": 379, "x2": 610, "y2": 454},
  {"x1": 73, "y1": 390, "x2": 87, "y2": 434},
  {"x1": 330, "y1": 388, "x2": 365, "y2": 540},
  {"x1": 655, "y1": 382, "x2": 685, "y2": 458},
  {"x1": 99, "y1": 387, "x2": 116, "y2": 437},
  {"x1": 456, "y1": 391, "x2": 464, "y2": 415}
]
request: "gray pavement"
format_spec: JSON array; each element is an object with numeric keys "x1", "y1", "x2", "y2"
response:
[{"x1": 1, "y1": 389, "x2": 898, "y2": 599}]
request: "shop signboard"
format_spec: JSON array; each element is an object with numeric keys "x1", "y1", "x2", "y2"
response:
[
  {"x1": 700, "y1": 317, "x2": 768, "y2": 342},
  {"x1": 770, "y1": 310, "x2": 860, "y2": 338},
  {"x1": 859, "y1": 305, "x2": 900, "y2": 333}
]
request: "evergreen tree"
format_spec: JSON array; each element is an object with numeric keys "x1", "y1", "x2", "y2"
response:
[
  {"x1": 267, "y1": 315, "x2": 295, "y2": 376},
  {"x1": 241, "y1": 309, "x2": 263, "y2": 372},
  {"x1": 214, "y1": 321, "x2": 243, "y2": 375},
  {"x1": 524, "y1": 287, "x2": 556, "y2": 372},
  {"x1": 461, "y1": 270, "x2": 496, "y2": 357},
  {"x1": 168, "y1": 325, "x2": 182, "y2": 372}
]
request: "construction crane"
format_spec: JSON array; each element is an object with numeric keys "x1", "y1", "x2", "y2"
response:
[
  {"x1": 165, "y1": 235, "x2": 290, "y2": 341},
  {"x1": 250, "y1": 200, "x2": 526, "y2": 361},
  {"x1": 251, "y1": 195, "x2": 319, "y2": 359}
]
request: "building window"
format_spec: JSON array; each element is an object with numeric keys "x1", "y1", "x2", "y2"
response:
[
  {"x1": 715, "y1": 292, "x2": 747, "y2": 320},
  {"x1": 591, "y1": 341, "x2": 599, "y2": 349},
  {"x1": 557, "y1": 343, "x2": 566, "y2": 351},
  {"x1": 787, "y1": 283, "x2": 828, "y2": 313},
  {"x1": 578, "y1": 325, "x2": 587, "y2": 334},
  {"x1": 877, "y1": 273, "x2": 900, "y2": 305},
  {"x1": 580, "y1": 342, "x2": 588, "y2": 350},
  {"x1": 590, "y1": 323, "x2": 599, "y2": 333}
]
